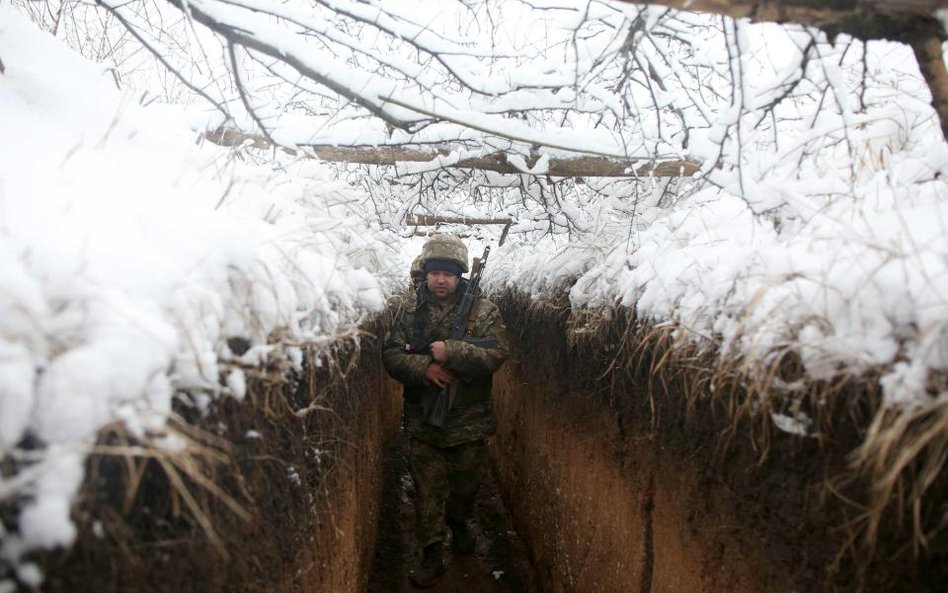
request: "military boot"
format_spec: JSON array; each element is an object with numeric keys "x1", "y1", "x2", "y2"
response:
[
  {"x1": 449, "y1": 520, "x2": 476, "y2": 556},
  {"x1": 409, "y1": 542, "x2": 444, "y2": 589}
]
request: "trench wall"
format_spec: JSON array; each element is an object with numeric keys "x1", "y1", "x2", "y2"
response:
[
  {"x1": 38, "y1": 330, "x2": 401, "y2": 593},
  {"x1": 491, "y1": 370, "x2": 789, "y2": 593},
  {"x1": 491, "y1": 295, "x2": 944, "y2": 593},
  {"x1": 31, "y1": 300, "x2": 945, "y2": 593}
]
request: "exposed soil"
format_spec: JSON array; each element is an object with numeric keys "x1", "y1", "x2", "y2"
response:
[
  {"x1": 493, "y1": 364, "x2": 794, "y2": 593},
  {"x1": 492, "y1": 294, "x2": 946, "y2": 593},
  {"x1": 367, "y1": 428, "x2": 538, "y2": 593}
]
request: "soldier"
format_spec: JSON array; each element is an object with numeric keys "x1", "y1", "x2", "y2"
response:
[
  {"x1": 409, "y1": 254, "x2": 424, "y2": 289},
  {"x1": 382, "y1": 234, "x2": 509, "y2": 588}
]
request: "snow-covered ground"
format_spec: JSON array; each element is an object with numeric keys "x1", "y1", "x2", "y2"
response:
[{"x1": 2, "y1": 1, "x2": 948, "y2": 589}]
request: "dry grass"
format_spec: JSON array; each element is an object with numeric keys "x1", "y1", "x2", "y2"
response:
[
  {"x1": 68, "y1": 322, "x2": 378, "y2": 572},
  {"x1": 88, "y1": 415, "x2": 251, "y2": 559},
  {"x1": 851, "y1": 395, "x2": 948, "y2": 555}
]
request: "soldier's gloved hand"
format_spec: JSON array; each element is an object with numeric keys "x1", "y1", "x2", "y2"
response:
[
  {"x1": 424, "y1": 362, "x2": 454, "y2": 388},
  {"x1": 429, "y1": 340, "x2": 447, "y2": 362}
]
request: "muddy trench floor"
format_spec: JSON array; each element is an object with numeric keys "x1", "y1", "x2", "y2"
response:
[{"x1": 367, "y1": 429, "x2": 538, "y2": 593}]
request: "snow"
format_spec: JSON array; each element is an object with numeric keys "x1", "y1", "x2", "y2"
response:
[
  {"x1": 0, "y1": 6, "x2": 401, "y2": 586},
  {"x1": 770, "y1": 412, "x2": 814, "y2": 437},
  {"x1": 496, "y1": 136, "x2": 948, "y2": 404},
  {"x1": 2, "y1": 0, "x2": 948, "y2": 588}
]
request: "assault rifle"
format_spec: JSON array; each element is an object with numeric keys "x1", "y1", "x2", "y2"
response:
[{"x1": 419, "y1": 246, "x2": 492, "y2": 428}]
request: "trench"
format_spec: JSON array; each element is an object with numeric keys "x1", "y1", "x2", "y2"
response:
[
  {"x1": 363, "y1": 366, "x2": 791, "y2": 593},
  {"x1": 35, "y1": 301, "x2": 944, "y2": 593},
  {"x1": 364, "y1": 365, "x2": 789, "y2": 593},
  {"x1": 363, "y1": 295, "x2": 943, "y2": 593}
]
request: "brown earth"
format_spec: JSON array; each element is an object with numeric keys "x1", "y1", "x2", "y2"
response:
[
  {"x1": 492, "y1": 295, "x2": 946, "y2": 593},
  {"x1": 492, "y1": 364, "x2": 793, "y2": 593}
]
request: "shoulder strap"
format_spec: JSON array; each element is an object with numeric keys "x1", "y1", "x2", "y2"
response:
[{"x1": 410, "y1": 287, "x2": 430, "y2": 348}]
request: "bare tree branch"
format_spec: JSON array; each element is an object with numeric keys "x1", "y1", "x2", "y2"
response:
[
  {"x1": 153, "y1": 0, "x2": 428, "y2": 131},
  {"x1": 903, "y1": 22, "x2": 948, "y2": 140},
  {"x1": 228, "y1": 42, "x2": 276, "y2": 146},
  {"x1": 96, "y1": 0, "x2": 231, "y2": 116},
  {"x1": 617, "y1": 0, "x2": 948, "y2": 138},
  {"x1": 615, "y1": 0, "x2": 945, "y2": 27}
]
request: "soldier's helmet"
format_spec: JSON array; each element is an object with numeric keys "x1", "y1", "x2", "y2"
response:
[
  {"x1": 410, "y1": 255, "x2": 424, "y2": 279},
  {"x1": 420, "y1": 234, "x2": 469, "y2": 274}
]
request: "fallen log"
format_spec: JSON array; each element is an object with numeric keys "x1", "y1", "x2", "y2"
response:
[{"x1": 202, "y1": 128, "x2": 701, "y2": 178}]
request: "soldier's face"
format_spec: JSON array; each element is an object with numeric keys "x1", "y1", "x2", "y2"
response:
[{"x1": 426, "y1": 270, "x2": 459, "y2": 301}]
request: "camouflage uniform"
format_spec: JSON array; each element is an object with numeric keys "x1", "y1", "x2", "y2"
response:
[{"x1": 383, "y1": 253, "x2": 509, "y2": 548}]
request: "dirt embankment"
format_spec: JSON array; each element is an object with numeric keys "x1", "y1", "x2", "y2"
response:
[
  {"x1": 27, "y1": 298, "x2": 945, "y2": 593},
  {"x1": 490, "y1": 295, "x2": 946, "y2": 593},
  {"x1": 492, "y1": 368, "x2": 792, "y2": 593},
  {"x1": 36, "y1": 334, "x2": 400, "y2": 593}
]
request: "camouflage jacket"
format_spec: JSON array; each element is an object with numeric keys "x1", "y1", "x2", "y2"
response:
[{"x1": 382, "y1": 282, "x2": 509, "y2": 447}]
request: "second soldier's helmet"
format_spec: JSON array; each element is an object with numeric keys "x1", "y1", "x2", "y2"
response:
[
  {"x1": 410, "y1": 255, "x2": 424, "y2": 280},
  {"x1": 420, "y1": 234, "x2": 469, "y2": 274}
]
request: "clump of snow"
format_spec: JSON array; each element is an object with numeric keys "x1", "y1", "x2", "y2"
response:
[
  {"x1": 770, "y1": 412, "x2": 814, "y2": 437},
  {"x1": 226, "y1": 369, "x2": 247, "y2": 401},
  {"x1": 0, "y1": 7, "x2": 401, "y2": 586}
]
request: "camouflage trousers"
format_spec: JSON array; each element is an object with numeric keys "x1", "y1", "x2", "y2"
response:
[{"x1": 408, "y1": 438, "x2": 487, "y2": 547}]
